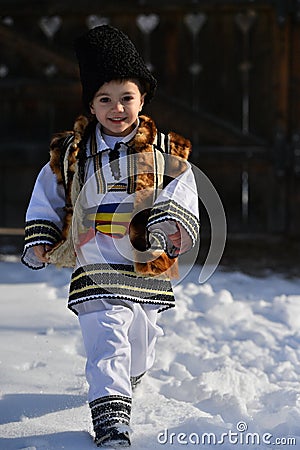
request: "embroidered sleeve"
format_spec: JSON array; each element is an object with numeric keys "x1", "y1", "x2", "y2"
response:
[
  {"x1": 21, "y1": 163, "x2": 66, "y2": 269},
  {"x1": 147, "y1": 163, "x2": 199, "y2": 258}
]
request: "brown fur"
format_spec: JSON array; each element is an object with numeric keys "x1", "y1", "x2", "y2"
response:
[
  {"x1": 135, "y1": 254, "x2": 179, "y2": 279},
  {"x1": 48, "y1": 116, "x2": 90, "y2": 255},
  {"x1": 128, "y1": 116, "x2": 191, "y2": 278},
  {"x1": 49, "y1": 115, "x2": 89, "y2": 183}
]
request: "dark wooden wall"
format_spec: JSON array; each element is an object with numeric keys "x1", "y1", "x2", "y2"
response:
[{"x1": 1, "y1": 0, "x2": 300, "y2": 239}]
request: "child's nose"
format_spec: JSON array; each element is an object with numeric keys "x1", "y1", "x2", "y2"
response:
[{"x1": 112, "y1": 101, "x2": 124, "y2": 111}]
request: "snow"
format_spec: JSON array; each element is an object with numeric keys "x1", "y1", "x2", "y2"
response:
[{"x1": 1, "y1": 257, "x2": 300, "y2": 449}]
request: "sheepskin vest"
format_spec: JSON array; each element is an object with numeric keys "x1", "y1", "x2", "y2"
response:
[{"x1": 46, "y1": 115, "x2": 191, "y2": 278}]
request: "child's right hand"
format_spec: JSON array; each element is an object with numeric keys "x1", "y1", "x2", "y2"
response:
[{"x1": 33, "y1": 244, "x2": 53, "y2": 263}]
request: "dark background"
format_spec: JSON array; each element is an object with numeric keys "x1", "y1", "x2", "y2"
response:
[{"x1": 1, "y1": 0, "x2": 300, "y2": 269}]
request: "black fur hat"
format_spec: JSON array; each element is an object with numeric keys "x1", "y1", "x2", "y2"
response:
[{"x1": 74, "y1": 25, "x2": 157, "y2": 109}]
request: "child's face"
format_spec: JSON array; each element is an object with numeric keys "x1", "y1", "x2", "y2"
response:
[{"x1": 90, "y1": 80, "x2": 146, "y2": 137}]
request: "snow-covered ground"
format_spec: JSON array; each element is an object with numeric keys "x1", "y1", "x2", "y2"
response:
[{"x1": 1, "y1": 256, "x2": 300, "y2": 449}]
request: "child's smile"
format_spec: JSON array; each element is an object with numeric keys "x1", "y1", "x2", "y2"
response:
[{"x1": 90, "y1": 80, "x2": 145, "y2": 137}]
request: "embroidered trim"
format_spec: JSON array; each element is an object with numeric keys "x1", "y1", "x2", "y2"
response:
[
  {"x1": 24, "y1": 220, "x2": 62, "y2": 246},
  {"x1": 60, "y1": 134, "x2": 75, "y2": 190},
  {"x1": 153, "y1": 147, "x2": 165, "y2": 201},
  {"x1": 91, "y1": 130, "x2": 105, "y2": 193},
  {"x1": 107, "y1": 183, "x2": 127, "y2": 192},
  {"x1": 148, "y1": 200, "x2": 199, "y2": 246},
  {"x1": 68, "y1": 263, "x2": 175, "y2": 313},
  {"x1": 90, "y1": 395, "x2": 131, "y2": 431},
  {"x1": 109, "y1": 145, "x2": 121, "y2": 180},
  {"x1": 127, "y1": 145, "x2": 136, "y2": 194},
  {"x1": 148, "y1": 230, "x2": 166, "y2": 250}
]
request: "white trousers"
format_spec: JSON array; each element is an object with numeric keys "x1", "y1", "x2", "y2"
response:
[{"x1": 78, "y1": 299, "x2": 163, "y2": 403}]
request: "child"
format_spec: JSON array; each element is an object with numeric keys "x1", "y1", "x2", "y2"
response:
[{"x1": 22, "y1": 25, "x2": 199, "y2": 447}]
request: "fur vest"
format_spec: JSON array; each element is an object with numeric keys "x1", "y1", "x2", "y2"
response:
[{"x1": 46, "y1": 115, "x2": 191, "y2": 278}]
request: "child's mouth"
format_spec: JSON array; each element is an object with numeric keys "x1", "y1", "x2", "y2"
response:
[{"x1": 109, "y1": 117, "x2": 125, "y2": 123}]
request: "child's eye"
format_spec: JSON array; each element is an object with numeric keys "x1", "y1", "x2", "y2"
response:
[
  {"x1": 99, "y1": 97, "x2": 110, "y2": 103},
  {"x1": 122, "y1": 96, "x2": 134, "y2": 102}
]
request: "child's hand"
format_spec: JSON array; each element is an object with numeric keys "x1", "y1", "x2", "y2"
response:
[
  {"x1": 168, "y1": 229, "x2": 181, "y2": 249},
  {"x1": 148, "y1": 221, "x2": 192, "y2": 256},
  {"x1": 33, "y1": 244, "x2": 53, "y2": 263},
  {"x1": 169, "y1": 223, "x2": 191, "y2": 254}
]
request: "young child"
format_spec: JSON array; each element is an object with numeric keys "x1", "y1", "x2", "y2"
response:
[{"x1": 22, "y1": 25, "x2": 199, "y2": 447}]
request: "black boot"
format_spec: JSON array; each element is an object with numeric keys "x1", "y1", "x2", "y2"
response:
[
  {"x1": 90, "y1": 395, "x2": 132, "y2": 448},
  {"x1": 95, "y1": 425, "x2": 131, "y2": 447}
]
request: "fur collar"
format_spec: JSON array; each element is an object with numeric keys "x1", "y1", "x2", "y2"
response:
[{"x1": 49, "y1": 114, "x2": 191, "y2": 178}]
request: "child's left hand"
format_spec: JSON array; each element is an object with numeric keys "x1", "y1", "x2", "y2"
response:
[
  {"x1": 168, "y1": 223, "x2": 192, "y2": 254},
  {"x1": 168, "y1": 229, "x2": 181, "y2": 249},
  {"x1": 148, "y1": 220, "x2": 192, "y2": 256},
  {"x1": 33, "y1": 244, "x2": 53, "y2": 263}
]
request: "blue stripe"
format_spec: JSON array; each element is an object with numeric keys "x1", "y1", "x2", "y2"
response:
[{"x1": 97, "y1": 203, "x2": 133, "y2": 214}]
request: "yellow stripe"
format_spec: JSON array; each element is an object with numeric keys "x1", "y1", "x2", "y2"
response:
[
  {"x1": 170, "y1": 203, "x2": 198, "y2": 226},
  {"x1": 151, "y1": 203, "x2": 198, "y2": 229},
  {"x1": 26, "y1": 223, "x2": 59, "y2": 232},
  {"x1": 96, "y1": 224, "x2": 127, "y2": 235},
  {"x1": 157, "y1": 202, "x2": 197, "y2": 223},
  {"x1": 71, "y1": 283, "x2": 173, "y2": 297},
  {"x1": 25, "y1": 232, "x2": 58, "y2": 242},
  {"x1": 71, "y1": 268, "x2": 136, "y2": 283},
  {"x1": 88, "y1": 212, "x2": 132, "y2": 222}
]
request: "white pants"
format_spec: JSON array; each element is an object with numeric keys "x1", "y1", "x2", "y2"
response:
[{"x1": 78, "y1": 299, "x2": 163, "y2": 403}]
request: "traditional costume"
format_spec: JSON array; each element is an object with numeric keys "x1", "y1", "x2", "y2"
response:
[{"x1": 21, "y1": 25, "x2": 199, "y2": 447}]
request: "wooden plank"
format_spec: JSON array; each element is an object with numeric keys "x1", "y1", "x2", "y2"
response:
[{"x1": 0, "y1": 228, "x2": 24, "y2": 236}]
